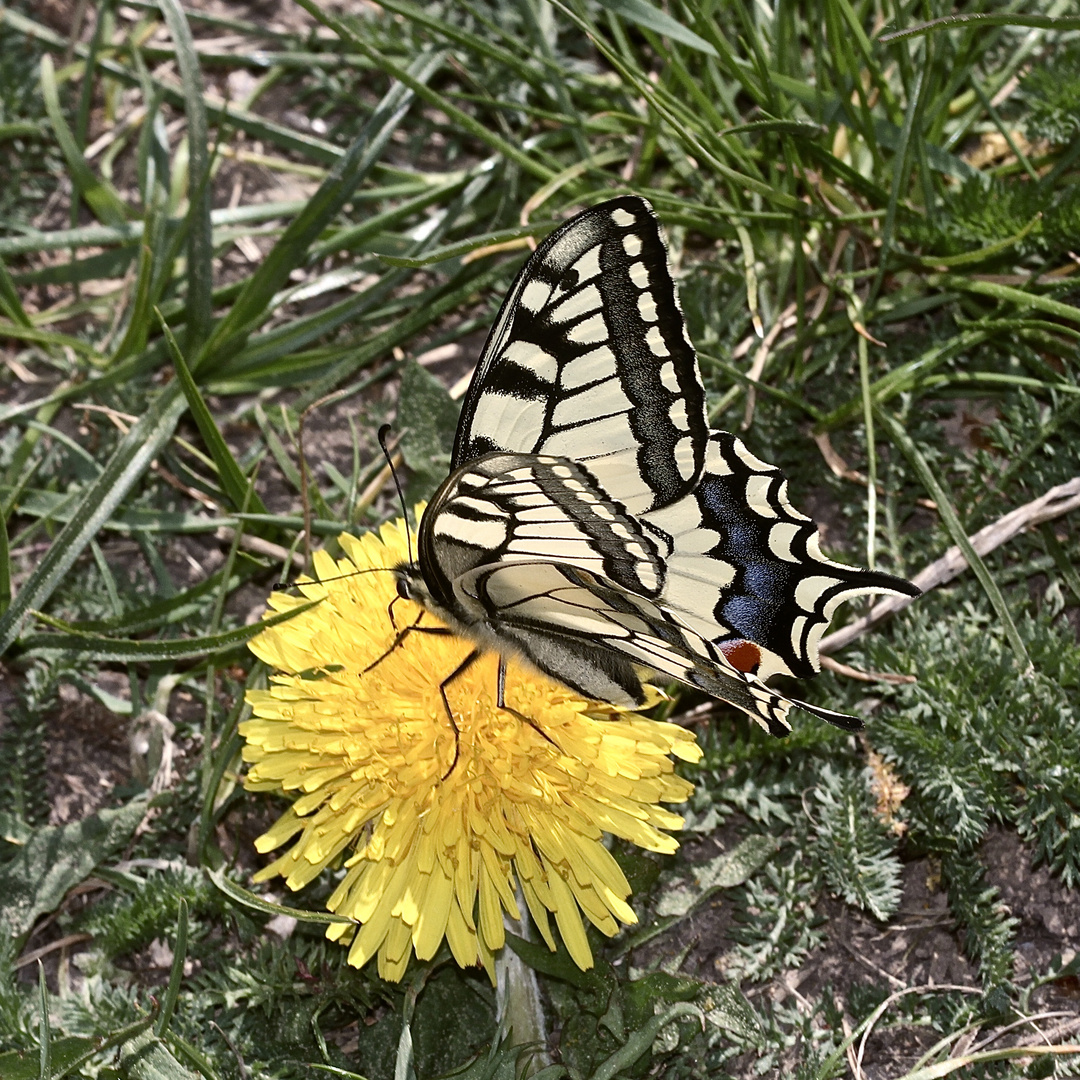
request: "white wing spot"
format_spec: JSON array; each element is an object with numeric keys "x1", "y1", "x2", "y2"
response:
[
  {"x1": 520, "y1": 279, "x2": 551, "y2": 313},
  {"x1": 570, "y1": 246, "x2": 602, "y2": 283},
  {"x1": 669, "y1": 399, "x2": 690, "y2": 430},
  {"x1": 611, "y1": 208, "x2": 635, "y2": 227},
  {"x1": 745, "y1": 475, "x2": 778, "y2": 518},
  {"x1": 549, "y1": 284, "x2": 602, "y2": 325},
  {"x1": 505, "y1": 492, "x2": 549, "y2": 509},
  {"x1": 674, "y1": 440, "x2": 697, "y2": 480},
  {"x1": 789, "y1": 615, "x2": 809, "y2": 657},
  {"x1": 767, "y1": 522, "x2": 802, "y2": 562},
  {"x1": 805, "y1": 620, "x2": 827, "y2": 664},
  {"x1": 516, "y1": 521, "x2": 579, "y2": 539},
  {"x1": 637, "y1": 293, "x2": 658, "y2": 322},
  {"x1": 452, "y1": 495, "x2": 509, "y2": 518},
  {"x1": 777, "y1": 479, "x2": 811, "y2": 521},
  {"x1": 639, "y1": 567, "x2": 660, "y2": 591},
  {"x1": 502, "y1": 340, "x2": 557, "y2": 383},
  {"x1": 704, "y1": 440, "x2": 734, "y2": 477},
  {"x1": 552, "y1": 465, "x2": 574, "y2": 478},
  {"x1": 567, "y1": 313, "x2": 608, "y2": 345},
  {"x1": 561, "y1": 345, "x2": 617, "y2": 389},
  {"x1": 658, "y1": 365, "x2": 682, "y2": 397},
  {"x1": 648, "y1": 326, "x2": 670, "y2": 357},
  {"x1": 628, "y1": 261, "x2": 649, "y2": 287},
  {"x1": 795, "y1": 575, "x2": 841, "y2": 612},
  {"x1": 513, "y1": 505, "x2": 561, "y2": 523},
  {"x1": 507, "y1": 537, "x2": 602, "y2": 562},
  {"x1": 433, "y1": 513, "x2": 506, "y2": 549},
  {"x1": 623, "y1": 234, "x2": 642, "y2": 257},
  {"x1": 733, "y1": 438, "x2": 773, "y2": 472}
]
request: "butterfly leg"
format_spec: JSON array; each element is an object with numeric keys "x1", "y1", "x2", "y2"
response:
[
  {"x1": 386, "y1": 592, "x2": 410, "y2": 630},
  {"x1": 438, "y1": 649, "x2": 482, "y2": 778},
  {"x1": 362, "y1": 613, "x2": 453, "y2": 675},
  {"x1": 495, "y1": 658, "x2": 558, "y2": 749}
]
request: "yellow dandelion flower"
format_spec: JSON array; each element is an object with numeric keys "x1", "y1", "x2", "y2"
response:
[{"x1": 241, "y1": 517, "x2": 701, "y2": 982}]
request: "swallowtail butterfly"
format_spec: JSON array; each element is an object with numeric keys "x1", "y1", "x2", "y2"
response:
[{"x1": 395, "y1": 196, "x2": 919, "y2": 735}]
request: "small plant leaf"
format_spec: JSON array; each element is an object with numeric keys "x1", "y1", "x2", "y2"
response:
[
  {"x1": 0, "y1": 799, "x2": 148, "y2": 940},
  {"x1": 593, "y1": 0, "x2": 718, "y2": 57}
]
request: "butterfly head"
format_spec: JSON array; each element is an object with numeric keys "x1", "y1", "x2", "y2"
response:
[
  {"x1": 392, "y1": 558, "x2": 443, "y2": 615},
  {"x1": 393, "y1": 561, "x2": 422, "y2": 603}
]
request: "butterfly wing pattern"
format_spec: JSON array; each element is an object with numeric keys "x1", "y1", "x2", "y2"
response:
[{"x1": 399, "y1": 195, "x2": 919, "y2": 735}]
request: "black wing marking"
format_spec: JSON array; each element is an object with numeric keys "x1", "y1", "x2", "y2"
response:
[
  {"x1": 643, "y1": 432, "x2": 921, "y2": 681},
  {"x1": 453, "y1": 196, "x2": 708, "y2": 515}
]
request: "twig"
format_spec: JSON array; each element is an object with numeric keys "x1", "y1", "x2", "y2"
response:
[
  {"x1": 967, "y1": 1011, "x2": 1077, "y2": 1054},
  {"x1": 821, "y1": 476, "x2": 1080, "y2": 654},
  {"x1": 214, "y1": 528, "x2": 306, "y2": 570},
  {"x1": 15, "y1": 934, "x2": 93, "y2": 970},
  {"x1": 820, "y1": 655, "x2": 917, "y2": 684},
  {"x1": 740, "y1": 301, "x2": 797, "y2": 429}
]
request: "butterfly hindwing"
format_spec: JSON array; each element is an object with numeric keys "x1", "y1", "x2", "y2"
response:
[
  {"x1": 644, "y1": 432, "x2": 920, "y2": 682},
  {"x1": 460, "y1": 559, "x2": 813, "y2": 737},
  {"x1": 454, "y1": 196, "x2": 708, "y2": 515},
  {"x1": 416, "y1": 451, "x2": 856, "y2": 735}
]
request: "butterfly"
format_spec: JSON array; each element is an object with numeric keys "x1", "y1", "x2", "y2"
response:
[{"x1": 394, "y1": 195, "x2": 919, "y2": 737}]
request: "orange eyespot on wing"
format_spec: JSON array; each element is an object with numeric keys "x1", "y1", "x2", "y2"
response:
[{"x1": 719, "y1": 638, "x2": 761, "y2": 674}]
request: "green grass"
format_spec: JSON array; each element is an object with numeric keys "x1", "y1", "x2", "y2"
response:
[{"x1": 1, "y1": 0, "x2": 1079, "y2": 1077}]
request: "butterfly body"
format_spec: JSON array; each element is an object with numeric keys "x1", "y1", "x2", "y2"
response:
[{"x1": 396, "y1": 196, "x2": 919, "y2": 734}]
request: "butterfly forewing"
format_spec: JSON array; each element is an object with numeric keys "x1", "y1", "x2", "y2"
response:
[
  {"x1": 406, "y1": 195, "x2": 920, "y2": 735},
  {"x1": 454, "y1": 196, "x2": 708, "y2": 515},
  {"x1": 419, "y1": 452, "x2": 667, "y2": 610}
]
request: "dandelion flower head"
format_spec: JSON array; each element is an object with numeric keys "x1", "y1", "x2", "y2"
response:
[{"x1": 241, "y1": 517, "x2": 701, "y2": 982}]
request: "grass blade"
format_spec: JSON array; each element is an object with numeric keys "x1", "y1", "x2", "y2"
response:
[
  {"x1": 595, "y1": 0, "x2": 718, "y2": 57},
  {"x1": 0, "y1": 385, "x2": 187, "y2": 657},
  {"x1": 155, "y1": 898, "x2": 189, "y2": 1037},
  {"x1": 157, "y1": 0, "x2": 214, "y2": 353},
  {"x1": 876, "y1": 409, "x2": 1030, "y2": 670},
  {"x1": 198, "y1": 49, "x2": 445, "y2": 371},
  {"x1": 23, "y1": 599, "x2": 317, "y2": 662},
  {"x1": 158, "y1": 310, "x2": 268, "y2": 517},
  {"x1": 38, "y1": 55, "x2": 130, "y2": 228}
]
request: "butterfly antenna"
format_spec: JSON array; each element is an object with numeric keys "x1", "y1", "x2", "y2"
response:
[{"x1": 378, "y1": 424, "x2": 415, "y2": 568}]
